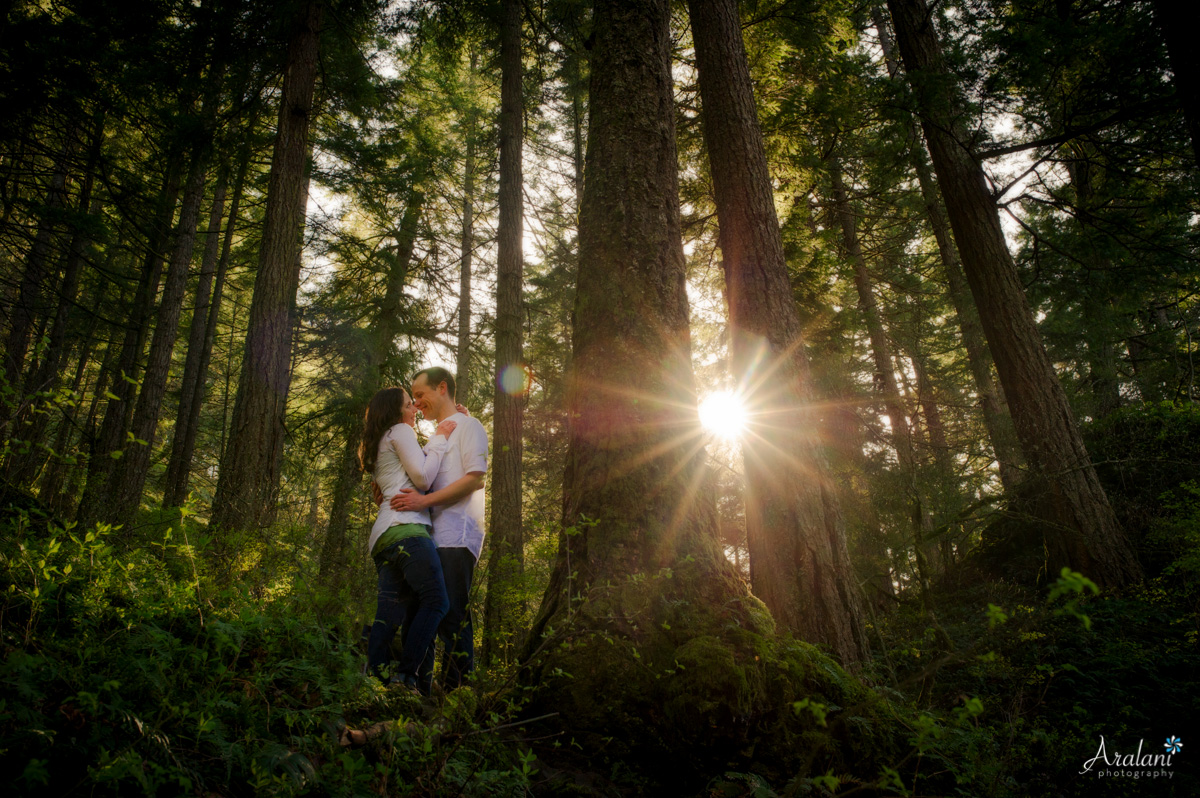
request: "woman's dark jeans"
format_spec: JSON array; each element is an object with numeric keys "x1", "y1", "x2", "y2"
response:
[{"x1": 367, "y1": 535, "x2": 448, "y2": 683}]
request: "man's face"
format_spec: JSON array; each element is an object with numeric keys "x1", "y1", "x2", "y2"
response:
[{"x1": 410, "y1": 374, "x2": 438, "y2": 418}]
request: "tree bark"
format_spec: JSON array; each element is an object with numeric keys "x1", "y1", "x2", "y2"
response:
[
  {"x1": 828, "y1": 154, "x2": 934, "y2": 607},
  {"x1": 210, "y1": 0, "x2": 323, "y2": 533},
  {"x1": 688, "y1": 0, "x2": 869, "y2": 664},
  {"x1": 455, "y1": 49, "x2": 477, "y2": 400},
  {"x1": 3, "y1": 147, "x2": 70, "y2": 425},
  {"x1": 106, "y1": 126, "x2": 213, "y2": 523},
  {"x1": 873, "y1": 5, "x2": 1025, "y2": 493},
  {"x1": 163, "y1": 161, "x2": 230, "y2": 508},
  {"x1": 483, "y1": 0, "x2": 527, "y2": 669},
  {"x1": 317, "y1": 430, "x2": 362, "y2": 583},
  {"x1": 887, "y1": 0, "x2": 1143, "y2": 588},
  {"x1": 78, "y1": 149, "x2": 183, "y2": 528},
  {"x1": 172, "y1": 138, "x2": 253, "y2": 506},
  {"x1": 6, "y1": 116, "x2": 104, "y2": 484},
  {"x1": 522, "y1": 0, "x2": 720, "y2": 646}
]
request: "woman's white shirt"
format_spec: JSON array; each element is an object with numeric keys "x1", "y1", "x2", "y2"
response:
[{"x1": 368, "y1": 423, "x2": 448, "y2": 553}]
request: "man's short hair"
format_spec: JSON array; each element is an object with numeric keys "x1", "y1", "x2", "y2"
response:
[{"x1": 413, "y1": 366, "x2": 456, "y2": 400}]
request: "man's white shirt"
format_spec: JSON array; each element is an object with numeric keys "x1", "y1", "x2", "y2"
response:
[{"x1": 423, "y1": 411, "x2": 488, "y2": 560}]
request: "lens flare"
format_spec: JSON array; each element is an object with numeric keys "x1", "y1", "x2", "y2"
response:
[{"x1": 497, "y1": 363, "x2": 532, "y2": 396}]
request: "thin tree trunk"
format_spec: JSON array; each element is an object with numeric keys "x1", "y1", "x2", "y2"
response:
[
  {"x1": 484, "y1": 0, "x2": 526, "y2": 669},
  {"x1": 210, "y1": 0, "x2": 323, "y2": 533},
  {"x1": 887, "y1": 0, "x2": 1143, "y2": 588},
  {"x1": 78, "y1": 150, "x2": 184, "y2": 527},
  {"x1": 873, "y1": 5, "x2": 1025, "y2": 493},
  {"x1": 828, "y1": 154, "x2": 934, "y2": 607},
  {"x1": 688, "y1": 0, "x2": 869, "y2": 664},
  {"x1": 1064, "y1": 153, "x2": 1122, "y2": 420},
  {"x1": 317, "y1": 431, "x2": 362, "y2": 583},
  {"x1": 106, "y1": 127, "x2": 213, "y2": 523},
  {"x1": 39, "y1": 281, "x2": 108, "y2": 511},
  {"x1": 3, "y1": 147, "x2": 70, "y2": 425},
  {"x1": 455, "y1": 50, "x2": 478, "y2": 400},
  {"x1": 163, "y1": 162, "x2": 230, "y2": 508},
  {"x1": 7, "y1": 116, "x2": 104, "y2": 483}
]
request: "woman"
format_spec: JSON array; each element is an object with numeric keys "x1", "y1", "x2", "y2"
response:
[{"x1": 359, "y1": 386, "x2": 456, "y2": 693}]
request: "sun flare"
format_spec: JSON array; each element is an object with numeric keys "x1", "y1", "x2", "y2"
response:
[{"x1": 699, "y1": 390, "x2": 746, "y2": 441}]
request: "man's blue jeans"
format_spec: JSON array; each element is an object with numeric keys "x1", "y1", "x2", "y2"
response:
[
  {"x1": 368, "y1": 535, "x2": 448, "y2": 683},
  {"x1": 405, "y1": 546, "x2": 476, "y2": 692}
]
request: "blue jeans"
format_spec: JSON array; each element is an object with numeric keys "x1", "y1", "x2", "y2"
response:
[
  {"x1": 409, "y1": 546, "x2": 476, "y2": 692},
  {"x1": 368, "y1": 535, "x2": 448, "y2": 683}
]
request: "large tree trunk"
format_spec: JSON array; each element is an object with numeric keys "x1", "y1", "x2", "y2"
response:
[
  {"x1": 521, "y1": 0, "x2": 721, "y2": 650},
  {"x1": 887, "y1": 0, "x2": 1143, "y2": 588},
  {"x1": 210, "y1": 0, "x2": 323, "y2": 534},
  {"x1": 688, "y1": 0, "x2": 868, "y2": 664},
  {"x1": 483, "y1": 0, "x2": 526, "y2": 669},
  {"x1": 873, "y1": 5, "x2": 1024, "y2": 493},
  {"x1": 516, "y1": 2, "x2": 893, "y2": 781},
  {"x1": 455, "y1": 50, "x2": 477, "y2": 400}
]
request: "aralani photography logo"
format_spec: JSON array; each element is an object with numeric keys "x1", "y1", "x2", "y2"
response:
[{"x1": 1080, "y1": 735, "x2": 1183, "y2": 780}]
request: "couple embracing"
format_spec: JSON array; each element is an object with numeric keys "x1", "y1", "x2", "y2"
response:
[{"x1": 357, "y1": 366, "x2": 487, "y2": 695}]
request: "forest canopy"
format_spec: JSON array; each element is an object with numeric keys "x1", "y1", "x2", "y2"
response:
[{"x1": 0, "y1": 0, "x2": 1197, "y2": 795}]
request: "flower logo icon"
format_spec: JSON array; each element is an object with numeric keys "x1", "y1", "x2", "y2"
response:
[{"x1": 1165, "y1": 736, "x2": 1182, "y2": 755}]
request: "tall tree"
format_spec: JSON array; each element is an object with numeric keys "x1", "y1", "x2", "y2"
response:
[
  {"x1": 77, "y1": 147, "x2": 184, "y2": 528},
  {"x1": 106, "y1": 96, "x2": 217, "y2": 523},
  {"x1": 2, "y1": 145, "x2": 69, "y2": 426},
  {"x1": 483, "y1": 0, "x2": 526, "y2": 668},
  {"x1": 455, "y1": 49, "x2": 478, "y2": 401},
  {"x1": 210, "y1": 0, "x2": 323, "y2": 533},
  {"x1": 163, "y1": 153, "x2": 233, "y2": 509},
  {"x1": 826, "y1": 153, "x2": 937, "y2": 605},
  {"x1": 886, "y1": 0, "x2": 1143, "y2": 588},
  {"x1": 872, "y1": 6, "x2": 1024, "y2": 492},
  {"x1": 687, "y1": 0, "x2": 868, "y2": 664}
]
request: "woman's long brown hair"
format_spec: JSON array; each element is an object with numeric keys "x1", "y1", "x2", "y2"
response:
[{"x1": 359, "y1": 387, "x2": 408, "y2": 474}]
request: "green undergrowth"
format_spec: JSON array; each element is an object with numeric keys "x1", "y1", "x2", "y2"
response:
[
  {"x1": 871, "y1": 565, "x2": 1200, "y2": 797},
  {"x1": 3, "y1": 449, "x2": 1197, "y2": 797},
  {"x1": 0, "y1": 508, "x2": 546, "y2": 796}
]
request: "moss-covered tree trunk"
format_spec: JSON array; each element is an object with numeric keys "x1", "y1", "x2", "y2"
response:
[
  {"x1": 688, "y1": 0, "x2": 869, "y2": 665},
  {"x1": 887, "y1": 0, "x2": 1143, "y2": 588},
  {"x1": 518, "y1": 0, "x2": 897, "y2": 783}
]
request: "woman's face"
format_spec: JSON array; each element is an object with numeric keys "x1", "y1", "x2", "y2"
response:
[{"x1": 400, "y1": 389, "x2": 417, "y2": 427}]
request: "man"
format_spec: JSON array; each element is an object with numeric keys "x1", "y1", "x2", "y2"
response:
[{"x1": 385, "y1": 366, "x2": 487, "y2": 691}]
